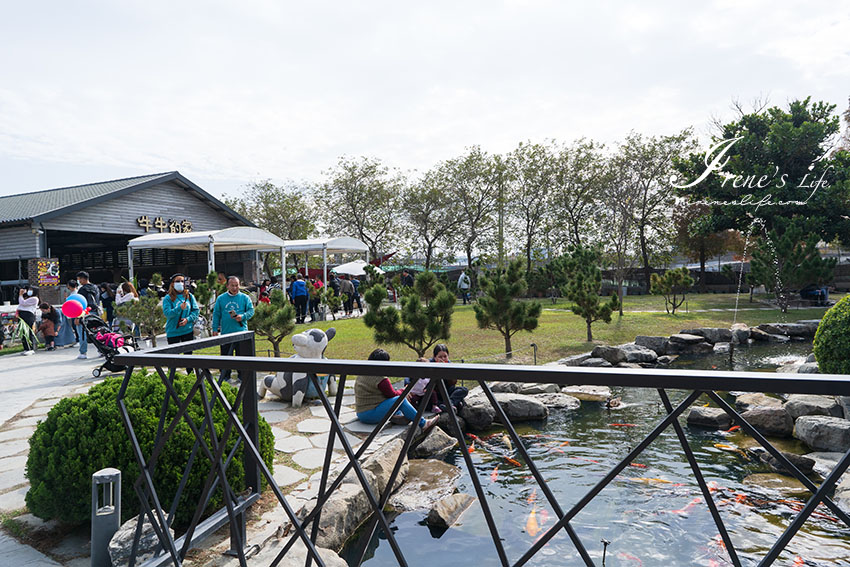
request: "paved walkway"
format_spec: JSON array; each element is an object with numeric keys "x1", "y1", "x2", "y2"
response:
[{"x1": 0, "y1": 339, "x2": 409, "y2": 565}]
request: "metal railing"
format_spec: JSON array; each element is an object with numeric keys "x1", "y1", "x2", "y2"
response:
[{"x1": 115, "y1": 332, "x2": 850, "y2": 567}]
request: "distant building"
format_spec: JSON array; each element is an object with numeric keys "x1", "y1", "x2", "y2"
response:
[{"x1": 0, "y1": 171, "x2": 254, "y2": 302}]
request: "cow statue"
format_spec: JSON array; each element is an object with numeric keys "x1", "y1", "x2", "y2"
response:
[{"x1": 258, "y1": 327, "x2": 338, "y2": 408}]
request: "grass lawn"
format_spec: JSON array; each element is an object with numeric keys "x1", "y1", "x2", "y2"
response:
[{"x1": 196, "y1": 293, "x2": 832, "y2": 366}]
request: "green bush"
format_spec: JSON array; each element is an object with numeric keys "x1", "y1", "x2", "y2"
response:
[
  {"x1": 813, "y1": 295, "x2": 850, "y2": 374},
  {"x1": 26, "y1": 371, "x2": 274, "y2": 528}
]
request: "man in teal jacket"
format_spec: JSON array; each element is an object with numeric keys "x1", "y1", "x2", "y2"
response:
[{"x1": 212, "y1": 276, "x2": 255, "y2": 383}]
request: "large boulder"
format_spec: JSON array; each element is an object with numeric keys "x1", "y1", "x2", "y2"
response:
[
  {"x1": 426, "y1": 493, "x2": 476, "y2": 529},
  {"x1": 460, "y1": 395, "x2": 497, "y2": 430},
  {"x1": 669, "y1": 333, "x2": 705, "y2": 345},
  {"x1": 797, "y1": 362, "x2": 820, "y2": 374},
  {"x1": 666, "y1": 339, "x2": 714, "y2": 355},
  {"x1": 838, "y1": 396, "x2": 850, "y2": 420},
  {"x1": 766, "y1": 333, "x2": 791, "y2": 343},
  {"x1": 794, "y1": 416, "x2": 850, "y2": 452},
  {"x1": 591, "y1": 345, "x2": 627, "y2": 365},
  {"x1": 742, "y1": 473, "x2": 810, "y2": 499},
  {"x1": 389, "y1": 459, "x2": 462, "y2": 512},
  {"x1": 561, "y1": 385, "x2": 612, "y2": 402},
  {"x1": 745, "y1": 447, "x2": 816, "y2": 476},
  {"x1": 616, "y1": 343, "x2": 658, "y2": 363},
  {"x1": 713, "y1": 342, "x2": 731, "y2": 354},
  {"x1": 296, "y1": 438, "x2": 408, "y2": 551},
  {"x1": 749, "y1": 328, "x2": 772, "y2": 342},
  {"x1": 410, "y1": 425, "x2": 458, "y2": 459},
  {"x1": 519, "y1": 383, "x2": 561, "y2": 395},
  {"x1": 783, "y1": 395, "x2": 843, "y2": 420},
  {"x1": 489, "y1": 382, "x2": 520, "y2": 393},
  {"x1": 758, "y1": 323, "x2": 814, "y2": 337},
  {"x1": 734, "y1": 393, "x2": 782, "y2": 412},
  {"x1": 493, "y1": 393, "x2": 548, "y2": 422},
  {"x1": 680, "y1": 328, "x2": 733, "y2": 344},
  {"x1": 687, "y1": 407, "x2": 732, "y2": 430},
  {"x1": 656, "y1": 355, "x2": 678, "y2": 365},
  {"x1": 635, "y1": 335, "x2": 668, "y2": 355},
  {"x1": 579, "y1": 358, "x2": 613, "y2": 367},
  {"x1": 803, "y1": 451, "x2": 846, "y2": 479},
  {"x1": 740, "y1": 407, "x2": 794, "y2": 437},
  {"x1": 556, "y1": 353, "x2": 592, "y2": 366},
  {"x1": 109, "y1": 515, "x2": 176, "y2": 567},
  {"x1": 730, "y1": 323, "x2": 750, "y2": 344},
  {"x1": 530, "y1": 393, "x2": 581, "y2": 410},
  {"x1": 796, "y1": 320, "x2": 821, "y2": 335}
]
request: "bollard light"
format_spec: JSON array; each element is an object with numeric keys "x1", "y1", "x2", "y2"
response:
[{"x1": 91, "y1": 468, "x2": 121, "y2": 567}]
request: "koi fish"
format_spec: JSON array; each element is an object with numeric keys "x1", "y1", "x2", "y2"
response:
[
  {"x1": 713, "y1": 443, "x2": 748, "y2": 457},
  {"x1": 712, "y1": 535, "x2": 726, "y2": 550},
  {"x1": 671, "y1": 497, "x2": 702, "y2": 515},
  {"x1": 549, "y1": 448, "x2": 565, "y2": 454},
  {"x1": 703, "y1": 402, "x2": 711, "y2": 407},
  {"x1": 793, "y1": 557, "x2": 805, "y2": 566},
  {"x1": 629, "y1": 462, "x2": 648, "y2": 468},
  {"x1": 560, "y1": 440, "x2": 570, "y2": 447},
  {"x1": 502, "y1": 434, "x2": 513, "y2": 452},
  {"x1": 627, "y1": 477, "x2": 677, "y2": 485},
  {"x1": 610, "y1": 423, "x2": 637, "y2": 427},
  {"x1": 525, "y1": 506, "x2": 540, "y2": 537},
  {"x1": 467, "y1": 433, "x2": 480, "y2": 441},
  {"x1": 726, "y1": 425, "x2": 741, "y2": 432},
  {"x1": 707, "y1": 481, "x2": 721, "y2": 493},
  {"x1": 538, "y1": 509, "x2": 549, "y2": 526},
  {"x1": 468, "y1": 442, "x2": 475, "y2": 453},
  {"x1": 527, "y1": 488, "x2": 537, "y2": 504},
  {"x1": 504, "y1": 456, "x2": 522, "y2": 467},
  {"x1": 735, "y1": 493, "x2": 747, "y2": 504},
  {"x1": 573, "y1": 456, "x2": 601, "y2": 464},
  {"x1": 617, "y1": 552, "x2": 643, "y2": 566},
  {"x1": 491, "y1": 465, "x2": 499, "y2": 482}
]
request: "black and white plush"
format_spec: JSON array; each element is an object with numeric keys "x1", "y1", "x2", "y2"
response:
[{"x1": 258, "y1": 327, "x2": 337, "y2": 407}]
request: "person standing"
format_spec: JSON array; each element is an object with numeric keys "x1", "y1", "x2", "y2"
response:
[
  {"x1": 75, "y1": 271, "x2": 100, "y2": 360},
  {"x1": 457, "y1": 270, "x2": 472, "y2": 305},
  {"x1": 162, "y1": 274, "x2": 199, "y2": 346},
  {"x1": 288, "y1": 273, "x2": 309, "y2": 324},
  {"x1": 339, "y1": 274, "x2": 355, "y2": 317},
  {"x1": 212, "y1": 276, "x2": 254, "y2": 383},
  {"x1": 16, "y1": 286, "x2": 39, "y2": 355},
  {"x1": 352, "y1": 276, "x2": 363, "y2": 314},
  {"x1": 100, "y1": 283, "x2": 116, "y2": 326},
  {"x1": 114, "y1": 281, "x2": 139, "y2": 336},
  {"x1": 400, "y1": 269, "x2": 414, "y2": 288},
  {"x1": 66, "y1": 279, "x2": 80, "y2": 345},
  {"x1": 38, "y1": 302, "x2": 61, "y2": 351}
]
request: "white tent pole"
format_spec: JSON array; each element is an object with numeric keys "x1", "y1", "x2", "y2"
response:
[
  {"x1": 282, "y1": 246, "x2": 287, "y2": 290},
  {"x1": 128, "y1": 246, "x2": 134, "y2": 282},
  {"x1": 323, "y1": 245, "x2": 328, "y2": 287},
  {"x1": 208, "y1": 237, "x2": 215, "y2": 276}
]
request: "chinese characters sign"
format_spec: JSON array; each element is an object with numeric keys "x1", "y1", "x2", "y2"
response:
[{"x1": 137, "y1": 216, "x2": 193, "y2": 233}]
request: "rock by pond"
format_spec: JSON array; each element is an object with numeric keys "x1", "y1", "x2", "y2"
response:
[
  {"x1": 635, "y1": 335, "x2": 668, "y2": 355},
  {"x1": 794, "y1": 416, "x2": 850, "y2": 452},
  {"x1": 734, "y1": 393, "x2": 782, "y2": 412},
  {"x1": 687, "y1": 407, "x2": 732, "y2": 430},
  {"x1": 742, "y1": 473, "x2": 811, "y2": 499},
  {"x1": 425, "y1": 493, "x2": 476, "y2": 529},
  {"x1": 783, "y1": 395, "x2": 842, "y2": 420},
  {"x1": 389, "y1": 459, "x2": 462, "y2": 512},
  {"x1": 680, "y1": 327, "x2": 734, "y2": 344},
  {"x1": 560, "y1": 385, "x2": 612, "y2": 402},
  {"x1": 740, "y1": 407, "x2": 794, "y2": 437},
  {"x1": 409, "y1": 424, "x2": 458, "y2": 459},
  {"x1": 530, "y1": 392, "x2": 581, "y2": 410}
]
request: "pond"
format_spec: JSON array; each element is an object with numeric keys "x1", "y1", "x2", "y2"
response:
[{"x1": 342, "y1": 341, "x2": 850, "y2": 567}]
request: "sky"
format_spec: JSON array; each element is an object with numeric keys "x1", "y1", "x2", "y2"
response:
[{"x1": 0, "y1": 1, "x2": 848, "y2": 200}]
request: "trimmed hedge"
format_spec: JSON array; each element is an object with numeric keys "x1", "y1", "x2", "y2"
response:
[
  {"x1": 26, "y1": 371, "x2": 274, "y2": 528},
  {"x1": 813, "y1": 295, "x2": 850, "y2": 375}
]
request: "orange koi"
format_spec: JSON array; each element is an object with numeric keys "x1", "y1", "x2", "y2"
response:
[
  {"x1": 703, "y1": 402, "x2": 711, "y2": 407},
  {"x1": 527, "y1": 488, "x2": 537, "y2": 504},
  {"x1": 610, "y1": 423, "x2": 637, "y2": 427},
  {"x1": 560, "y1": 440, "x2": 570, "y2": 446},
  {"x1": 525, "y1": 506, "x2": 540, "y2": 537},
  {"x1": 573, "y1": 456, "x2": 601, "y2": 464},
  {"x1": 713, "y1": 535, "x2": 726, "y2": 550},
  {"x1": 466, "y1": 433, "x2": 480, "y2": 441},
  {"x1": 627, "y1": 477, "x2": 676, "y2": 485},
  {"x1": 468, "y1": 442, "x2": 475, "y2": 453},
  {"x1": 504, "y1": 456, "x2": 522, "y2": 467},
  {"x1": 726, "y1": 425, "x2": 741, "y2": 432},
  {"x1": 671, "y1": 497, "x2": 702, "y2": 515},
  {"x1": 617, "y1": 552, "x2": 643, "y2": 565},
  {"x1": 490, "y1": 465, "x2": 499, "y2": 482},
  {"x1": 629, "y1": 462, "x2": 648, "y2": 468},
  {"x1": 793, "y1": 557, "x2": 805, "y2": 566},
  {"x1": 707, "y1": 481, "x2": 721, "y2": 493},
  {"x1": 735, "y1": 493, "x2": 747, "y2": 504},
  {"x1": 713, "y1": 443, "x2": 748, "y2": 457}
]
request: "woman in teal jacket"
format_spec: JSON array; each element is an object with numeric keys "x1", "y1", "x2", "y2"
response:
[{"x1": 161, "y1": 274, "x2": 200, "y2": 368}]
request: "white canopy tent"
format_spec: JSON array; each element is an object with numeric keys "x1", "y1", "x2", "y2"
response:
[
  {"x1": 332, "y1": 259, "x2": 383, "y2": 277},
  {"x1": 280, "y1": 236, "x2": 370, "y2": 288},
  {"x1": 126, "y1": 227, "x2": 287, "y2": 282}
]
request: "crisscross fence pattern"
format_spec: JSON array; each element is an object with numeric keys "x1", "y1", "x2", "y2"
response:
[{"x1": 115, "y1": 332, "x2": 850, "y2": 567}]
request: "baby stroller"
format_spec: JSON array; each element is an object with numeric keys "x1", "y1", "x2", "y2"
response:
[{"x1": 82, "y1": 314, "x2": 138, "y2": 377}]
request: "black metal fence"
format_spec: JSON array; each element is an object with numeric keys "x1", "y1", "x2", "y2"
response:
[{"x1": 115, "y1": 332, "x2": 850, "y2": 567}]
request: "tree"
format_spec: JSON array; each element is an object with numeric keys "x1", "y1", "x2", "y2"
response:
[
  {"x1": 362, "y1": 270, "x2": 454, "y2": 357},
  {"x1": 673, "y1": 201, "x2": 738, "y2": 292},
  {"x1": 749, "y1": 221, "x2": 836, "y2": 313},
  {"x1": 548, "y1": 139, "x2": 606, "y2": 249},
  {"x1": 223, "y1": 180, "x2": 316, "y2": 275},
  {"x1": 674, "y1": 98, "x2": 850, "y2": 244},
  {"x1": 552, "y1": 246, "x2": 619, "y2": 342},
  {"x1": 119, "y1": 273, "x2": 166, "y2": 346},
  {"x1": 440, "y1": 146, "x2": 501, "y2": 285},
  {"x1": 473, "y1": 260, "x2": 542, "y2": 358},
  {"x1": 317, "y1": 156, "x2": 403, "y2": 260},
  {"x1": 650, "y1": 267, "x2": 695, "y2": 315},
  {"x1": 507, "y1": 141, "x2": 556, "y2": 274},
  {"x1": 193, "y1": 272, "x2": 224, "y2": 337},
  {"x1": 248, "y1": 289, "x2": 295, "y2": 357},
  {"x1": 616, "y1": 130, "x2": 696, "y2": 289},
  {"x1": 401, "y1": 170, "x2": 461, "y2": 270}
]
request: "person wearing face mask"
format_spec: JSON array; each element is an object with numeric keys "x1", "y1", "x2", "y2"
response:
[
  {"x1": 17, "y1": 285, "x2": 39, "y2": 355},
  {"x1": 162, "y1": 273, "x2": 199, "y2": 350}
]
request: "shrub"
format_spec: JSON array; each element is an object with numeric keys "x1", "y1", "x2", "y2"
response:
[
  {"x1": 813, "y1": 295, "x2": 850, "y2": 374},
  {"x1": 26, "y1": 371, "x2": 274, "y2": 529}
]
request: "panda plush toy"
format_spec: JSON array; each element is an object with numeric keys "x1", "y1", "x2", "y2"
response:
[{"x1": 258, "y1": 327, "x2": 338, "y2": 408}]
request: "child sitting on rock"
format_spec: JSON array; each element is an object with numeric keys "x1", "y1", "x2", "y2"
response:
[{"x1": 407, "y1": 357, "x2": 442, "y2": 413}]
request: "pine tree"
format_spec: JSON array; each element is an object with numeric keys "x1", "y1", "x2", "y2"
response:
[
  {"x1": 193, "y1": 272, "x2": 224, "y2": 337},
  {"x1": 650, "y1": 267, "x2": 694, "y2": 314},
  {"x1": 120, "y1": 273, "x2": 166, "y2": 346},
  {"x1": 473, "y1": 260, "x2": 542, "y2": 358},
  {"x1": 363, "y1": 270, "x2": 454, "y2": 357},
  {"x1": 552, "y1": 246, "x2": 619, "y2": 342},
  {"x1": 248, "y1": 289, "x2": 295, "y2": 357}
]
